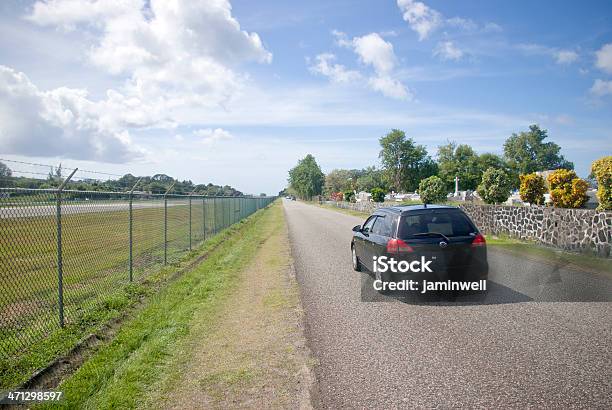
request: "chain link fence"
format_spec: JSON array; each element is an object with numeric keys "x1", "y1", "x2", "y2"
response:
[{"x1": 0, "y1": 187, "x2": 274, "y2": 365}]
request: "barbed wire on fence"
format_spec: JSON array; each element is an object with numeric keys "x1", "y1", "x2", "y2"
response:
[{"x1": 0, "y1": 158, "x2": 251, "y2": 197}]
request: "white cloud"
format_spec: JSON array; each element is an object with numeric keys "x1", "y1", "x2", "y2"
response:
[
  {"x1": 433, "y1": 41, "x2": 464, "y2": 61},
  {"x1": 517, "y1": 43, "x2": 579, "y2": 65},
  {"x1": 483, "y1": 22, "x2": 503, "y2": 32},
  {"x1": 25, "y1": 0, "x2": 271, "y2": 124},
  {"x1": 193, "y1": 128, "x2": 233, "y2": 144},
  {"x1": 0, "y1": 65, "x2": 142, "y2": 162},
  {"x1": 317, "y1": 32, "x2": 410, "y2": 99},
  {"x1": 368, "y1": 76, "x2": 411, "y2": 100},
  {"x1": 13, "y1": 0, "x2": 272, "y2": 161},
  {"x1": 396, "y1": 0, "x2": 441, "y2": 40},
  {"x1": 348, "y1": 33, "x2": 409, "y2": 99},
  {"x1": 308, "y1": 53, "x2": 361, "y2": 83},
  {"x1": 590, "y1": 79, "x2": 612, "y2": 96},
  {"x1": 396, "y1": 1, "x2": 502, "y2": 41},
  {"x1": 332, "y1": 29, "x2": 352, "y2": 48},
  {"x1": 352, "y1": 33, "x2": 397, "y2": 73},
  {"x1": 25, "y1": 0, "x2": 139, "y2": 28},
  {"x1": 446, "y1": 17, "x2": 477, "y2": 31},
  {"x1": 595, "y1": 43, "x2": 612, "y2": 74},
  {"x1": 555, "y1": 50, "x2": 578, "y2": 64}
]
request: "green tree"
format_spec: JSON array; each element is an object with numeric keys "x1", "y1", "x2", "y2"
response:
[
  {"x1": 0, "y1": 161, "x2": 12, "y2": 188},
  {"x1": 591, "y1": 156, "x2": 612, "y2": 210},
  {"x1": 288, "y1": 154, "x2": 325, "y2": 200},
  {"x1": 324, "y1": 169, "x2": 353, "y2": 195},
  {"x1": 355, "y1": 167, "x2": 387, "y2": 192},
  {"x1": 437, "y1": 142, "x2": 481, "y2": 190},
  {"x1": 477, "y1": 168, "x2": 513, "y2": 204},
  {"x1": 379, "y1": 129, "x2": 437, "y2": 192},
  {"x1": 437, "y1": 143, "x2": 514, "y2": 191},
  {"x1": 343, "y1": 190, "x2": 355, "y2": 202},
  {"x1": 479, "y1": 152, "x2": 519, "y2": 189},
  {"x1": 0, "y1": 161, "x2": 11, "y2": 178},
  {"x1": 418, "y1": 176, "x2": 447, "y2": 204},
  {"x1": 547, "y1": 169, "x2": 588, "y2": 208},
  {"x1": 519, "y1": 173, "x2": 547, "y2": 205},
  {"x1": 503, "y1": 125, "x2": 573, "y2": 175},
  {"x1": 370, "y1": 187, "x2": 386, "y2": 202}
]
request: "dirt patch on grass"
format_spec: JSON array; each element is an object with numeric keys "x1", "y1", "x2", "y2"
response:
[{"x1": 159, "y1": 212, "x2": 314, "y2": 409}]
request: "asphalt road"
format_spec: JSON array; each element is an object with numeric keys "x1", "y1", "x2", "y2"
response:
[{"x1": 283, "y1": 199, "x2": 612, "y2": 408}]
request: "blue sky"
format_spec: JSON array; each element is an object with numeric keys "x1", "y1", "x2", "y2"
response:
[{"x1": 0, "y1": 0, "x2": 611, "y2": 194}]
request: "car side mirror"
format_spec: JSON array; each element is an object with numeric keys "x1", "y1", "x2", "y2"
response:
[{"x1": 352, "y1": 225, "x2": 361, "y2": 232}]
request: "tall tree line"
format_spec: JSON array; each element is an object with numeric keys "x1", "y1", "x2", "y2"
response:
[{"x1": 286, "y1": 124, "x2": 576, "y2": 198}]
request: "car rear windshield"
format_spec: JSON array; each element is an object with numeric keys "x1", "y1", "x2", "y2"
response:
[{"x1": 398, "y1": 210, "x2": 477, "y2": 238}]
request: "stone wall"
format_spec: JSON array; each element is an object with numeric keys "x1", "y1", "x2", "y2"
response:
[{"x1": 323, "y1": 201, "x2": 612, "y2": 257}]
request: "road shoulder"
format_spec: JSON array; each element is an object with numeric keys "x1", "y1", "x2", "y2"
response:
[{"x1": 148, "y1": 203, "x2": 315, "y2": 409}]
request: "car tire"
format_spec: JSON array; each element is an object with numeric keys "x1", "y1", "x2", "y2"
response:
[
  {"x1": 351, "y1": 245, "x2": 362, "y2": 272},
  {"x1": 374, "y1": 268, "x2": 392, "y2": 295}
]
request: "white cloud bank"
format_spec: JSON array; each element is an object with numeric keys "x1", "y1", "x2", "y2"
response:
[
  {"x1": 433, "y1": 41, "x2": 464, "y2": 61},
  {"x1": 396, "y1": 0, "x2": 502, "y2": 40},
  {"x1": 555, "y1": 50, "x2": 578, "y2": 64},
  {"x1": 193, "y1": 128, "x2": 234, "y2": 144},
  {"x1": 396, "y1": 0, "x2": 441, "y2": 41},
  {"x1": 308, "y1": 53, "x2": 362, "y2": 83},
  {"x1": 0, "y1": 0, "x2": 271, "y2": 161},
  {"x1": 595, "y1": 43, "x2": 612, "y2": 74},
  {"x1": 590, "y1": 79, "x2": 612, "y2": 96},
  {"x1": 324, "y1": 31, "x2": 411, "y2": 100},
  {"x1": 0, "y1": 65, "x2": 142, "y2": 162},
  {"x1": 517, "y1": 44, "x2": 579, "y2": 65}
]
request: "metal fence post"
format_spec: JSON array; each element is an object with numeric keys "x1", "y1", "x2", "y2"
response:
[
  {"x1": 128, "y1": 178, "x2": 142, "y2": 282},
  {"x1": 163, "y1": 182, "x2": 175, "y2": 265},
  {"x1": 213, "y1": 197, "x2": 217, "y2": 234},
  {"x1": 129, "y1": 193, "x2": 133, "y2": 281},
  {"x1": 164, "y1": 196, "x2": 168, "y2": 264},
  {"x1": 202, "y1": 197, "x2": 206, "y2": 241},
  {"x1": 56, "y1": 168, "x2": 77, "y2": 328},
  {"x1": 189, "y1": 195, "x2": 192, "y2": 251},
  {"x1": 55, "y1": 191, "x2": 63, "y2": 328}
]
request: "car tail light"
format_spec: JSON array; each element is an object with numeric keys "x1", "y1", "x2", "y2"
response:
[
  {"x1": 387, "y1": 238, "x2": 414, "y2": 254},
  {"x1": 471, "y1": 233, "x2": 486, "y2": 247}
]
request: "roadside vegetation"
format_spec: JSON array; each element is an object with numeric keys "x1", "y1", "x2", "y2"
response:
[
  {"x1": 285, "y1": 125, "x2": 610, "y2": 210},
  {"x1": 37, "y1": 201, "x2": 312, "y2": 409}
]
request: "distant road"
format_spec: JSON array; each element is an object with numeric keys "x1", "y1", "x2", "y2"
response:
[
  {"x1": 0, "y1": 201, "x2": 188, "y2": 219},
  {"x1": 283, "y1": 199, "x2": 612, "y2": 408}
]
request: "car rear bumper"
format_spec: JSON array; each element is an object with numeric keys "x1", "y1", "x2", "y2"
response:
[{"x1": 388, "y1": 262, "x2": 488, "y2": 282}]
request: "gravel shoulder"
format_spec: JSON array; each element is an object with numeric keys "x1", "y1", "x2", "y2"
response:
[
  {"x1": 152, "y1": 202, "x2": 315, "y2": 409},
  {"x1": 284, "y1": 199, "x2": 612, "y2": 408}
]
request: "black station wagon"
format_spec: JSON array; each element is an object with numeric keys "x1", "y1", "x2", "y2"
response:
[{"x1": 351, "y1": 205, "x2": 488, "y2": 291}]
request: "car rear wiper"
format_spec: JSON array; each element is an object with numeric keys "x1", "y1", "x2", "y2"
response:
[{"x1": 409, "y1": 232, "x2": 450, "y2": 242}]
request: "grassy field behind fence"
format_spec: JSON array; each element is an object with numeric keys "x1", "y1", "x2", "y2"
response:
[{"x1": 0, "y1": 189, "x2": 273, "y2": 388}]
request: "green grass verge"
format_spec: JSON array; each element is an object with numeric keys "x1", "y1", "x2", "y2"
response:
[
  {"x1": 36, "y1": 201, "x2": 278, "y2": 409},
  {"x1": 317, "y1": 202, "x2": 611, "y2": 277}
]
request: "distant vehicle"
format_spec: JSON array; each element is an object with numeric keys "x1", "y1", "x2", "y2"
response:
[
  {"x1": 290, "y1": 196, "x2": 296, "y2": 201},
  {"x1": 350, "y1": 205, "x2": 488, "y2": 293}
]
